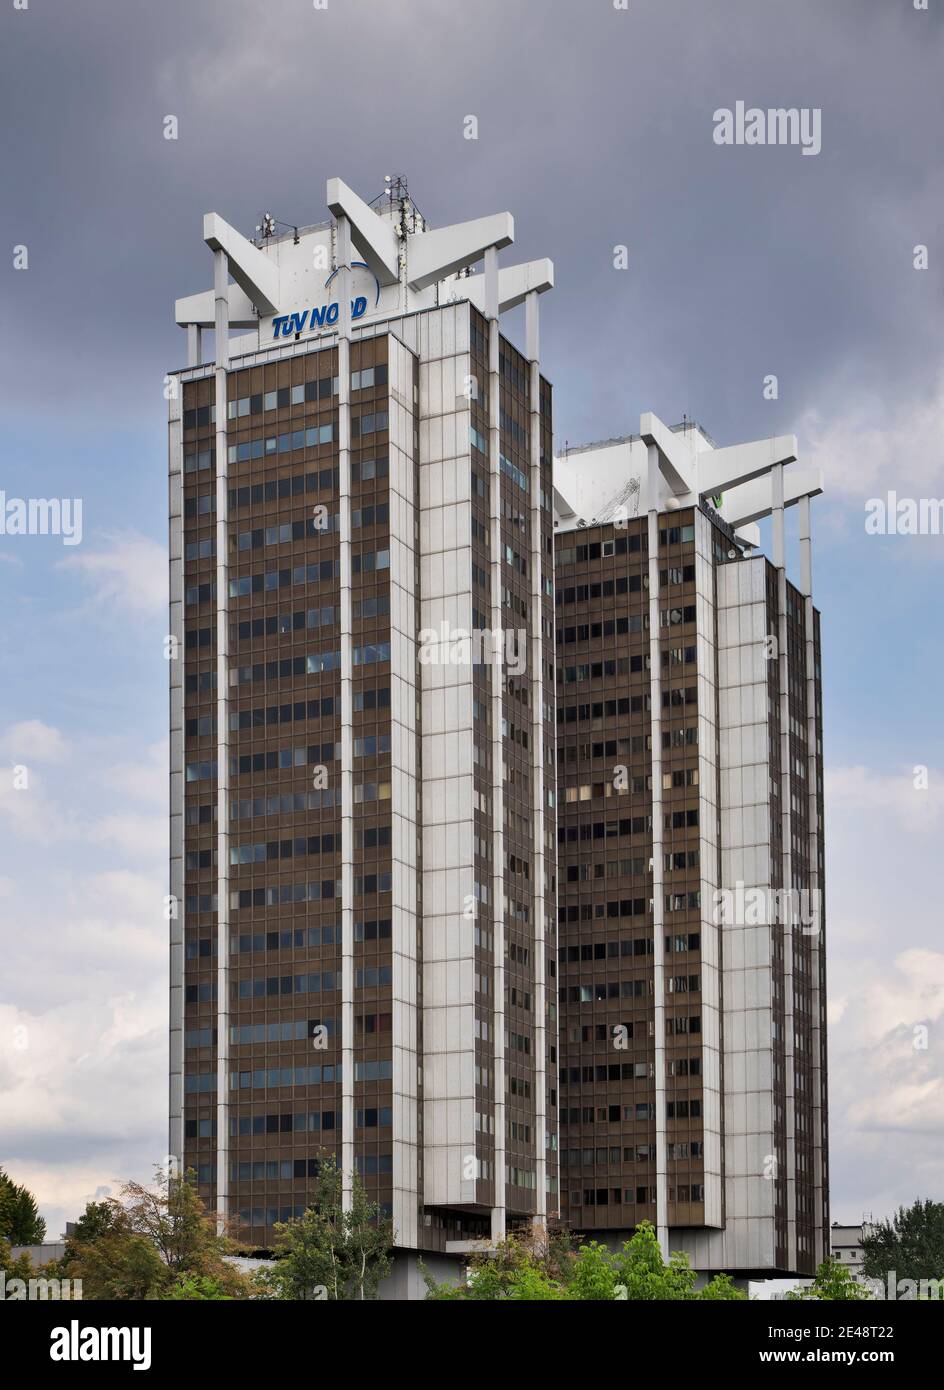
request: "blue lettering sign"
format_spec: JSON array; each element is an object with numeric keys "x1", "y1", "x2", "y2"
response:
[{"x1": 272, "y1": 296, "x2": 371, "y2": 339}]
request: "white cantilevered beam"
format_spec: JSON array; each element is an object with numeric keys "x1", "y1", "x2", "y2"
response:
[
  {"x1": 326, "y1": 177, "x2": 400, "y2": 285},
  {"x1": 640, "y1": 412, "x2": 696, "y2": 497},
  {"x1": 733, "y1": 522, "x2": 761, "y2": 548},
  {"x1": 407, "y1": 213, "x2": 514, "y2": 292},
  {"x1": 695, "y1": 435, "x2": 798, "y2": 498},
  {"x1": 721, "y1": 468, "x2": 823, "y2": 529},
  {"x1": 175, "y1": 285, "x2": 259, "y2": 330},
  {"x1": 450, "y1": 258, "x2": 553, "y2": 315},
  {"x1": 203, "y1": 213, "x2": 280, "y2": 316}
]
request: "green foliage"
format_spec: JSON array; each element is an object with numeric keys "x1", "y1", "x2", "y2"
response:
[
  {"x1": 698, "y1": 1272, "x2": 745, "y2": 1300},
  {"x1": 0, "y1": 1235, "x2": 34, "y2": 1283},
  {"x1": 424, "y1": 1220, "x2": 748, "y2": 1301},
  {"x1": 787, "y1": 1255, "x2": 873, "y2": 1301},
  {"x1": 254, "y1": 1155, "x2": 393, "y2": 1301},
  {"x1": 0, "y1": 1167, "x2": 47, "y2": 1245},
  {"x1": 65, "y1": 1200, "x2": 125, "y2": 1254},
  {"x1": 64, "y1": 1169, "x2": 251, "y2": 1300},
  {"x1": 162, "y1": 1272, "x2": 235, "y2": 1300},
  {"x1": 860, "y1": 1200, "x2": 944, "y2": 1285},
  {"x1": 64, "y1": 1223, "x2": 169, "y2": 1301}
]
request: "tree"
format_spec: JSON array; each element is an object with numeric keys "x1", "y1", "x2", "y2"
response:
[
  {"x1": 65, "y1": 1199, "x2": 126, "y2": 1253},
  {"x1": 256, "y1": 1155, "x2": 393, "y2": 1301},
  {"x1": 425, "y1": 1237, "x2": 567, "y2": 1300},
  {"x1": 861, "y1": 1200, "x2": 944, "y2": 1286},
  {"x1": 0, "y1": 1168, "x2": 47, "y2": 1245},
  {"x1": 63, "y1": 1218, "x2": 170, "y2": 1301},
  {"x1": 787, "y1": 1256, "x2": 872, "y2": 1301},
  {"x1": 1, "y1": 1235, "x2": 34, "y2": 1284},
  {"x1": 119, "y1": 1167, "x2": 247, "y2": 1294},
  {"x1": 162, "y1": 1272, "x2": 235, "y2": 1300},
  {"x1": 609, "y1": 1221, "x2": 744, "y2": 1300},
  {"x1": 63, "y1": 1171, "x2": 251, "y2": 1300},
  {"x1": 424, "y1": 1221, "x2": 747, "y2": 1300}
]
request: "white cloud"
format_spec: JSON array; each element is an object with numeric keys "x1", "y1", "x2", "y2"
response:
[
  {"x1": 59, "y1": 530, "x2": 166, "y2": 616},
  {"x1": 98, "y1": 740, "x2": 167, "y2": 806},
  {"x1": 0, "y1": 726, "x2": 167, "y2": 854},
  {"x1": 0, "y1": 719, "x2": 67, "y2": 764},
  {"x1": 832, "y1": 949, "x2": 944, "y2": 1136},
  {"x1": 826, "y1": 763, "x2": 944, "y2": 833},
  {"x1": 800, "y1": 373, "x2": 944, "y2": 503}
]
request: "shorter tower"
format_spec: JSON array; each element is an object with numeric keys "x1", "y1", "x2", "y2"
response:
[{"x1": 553, "y1": 416, "x2": 827, "y2": 1278}]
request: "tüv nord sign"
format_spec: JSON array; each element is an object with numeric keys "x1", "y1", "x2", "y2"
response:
[
  {"x1": 271, "y1": 261, "x2": 381, "y2": 339},
  {"x1": 271, "y1": 299, "x2": 368, "y2": 336}
]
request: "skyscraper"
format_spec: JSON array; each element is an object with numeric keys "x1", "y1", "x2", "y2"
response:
[
  {"x1": 167, "y1": 177, "x2": 557, "y2": 1293},
  {"x1": 167, "y1": 177, "x2": 828, "y2": 1293},
  {"x1": 553, "y1": 420, "x2": 828, "y2": 1277}
]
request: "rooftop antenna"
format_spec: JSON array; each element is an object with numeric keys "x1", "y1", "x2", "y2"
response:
[
  {"x1": 370, "y1": 174, "x2": 424, "y2": 232},
  {"x1": 254, "y1": 211, "x2": 299, "y2": 245}
]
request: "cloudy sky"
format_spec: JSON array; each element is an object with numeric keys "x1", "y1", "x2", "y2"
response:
[{"x1": 1, "y1": 0, "x2": 942, "y2": 1240}]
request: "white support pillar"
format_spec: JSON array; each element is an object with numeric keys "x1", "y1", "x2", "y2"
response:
[
  {"x1": 336, "y1": 215, "x2": 355, "y2": 1210},
  {"x1": 187, "y1": 323, "x2": 202, "y2": 368},
  {"x1": 526, "y1": 290, "x2": 548, "y2": 1232},
  {"x1": 485, "y1": 245, "x2": 506, "y2": 1244},
  {"x1": 168, "y1": 380, "x2": 185, "y2": 1176},
  {"x1": 647, "y1": 445, "x2": 668, "y2": 1258},
  {"x1": 213, "y1": 248, "x2": 231, "y2": 1230},
  {"x1": 772, "y1": 462, "x2": 797, "y2": 1268},
  {"x1": 799, "y1": 495, "x2": 825, "y2": 1263}
]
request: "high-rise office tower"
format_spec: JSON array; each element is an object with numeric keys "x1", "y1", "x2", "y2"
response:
[
  {"x1": 167, "y1": 177, "x2": 828, "y2": 1294},
  {"x1": 167, "y1": 177, "x2": 558, "y2": 1293},
  {"x1": 553, "y1": 418, "x2": 828, "y2": 1278}
]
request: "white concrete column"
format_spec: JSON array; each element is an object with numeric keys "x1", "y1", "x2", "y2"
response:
[
  {"x1": 526, "y1": 291, "x2": 548, "y2": 1230},
  {"x1": 485, "y1": 245, "x2": 506, "y2": 1242},
  {"x1": 336, "y1": 215, "x2": 355, "y2": 1209},
  {"x1": 187, "y1": 324, "x2": 202, "y2": 368},
  {"x1": 799, "y1": 494, "x2": 825, "y2": 1263},
  {"x1": 647, "y1": 445, "x2": 668, "y2": 1257},
  {"x1": 168, "y1": 380, "x2": 185, "y2": 1173},
  {"x1": 772, "y1": 462, "x2": 797, "y2": 1267},
  {"x1": 213, "y1": 249, "x2": 231, "y2": 1229}
]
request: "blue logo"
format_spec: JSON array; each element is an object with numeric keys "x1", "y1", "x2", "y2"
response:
[{"x1": 272, "y1": 262, "x2": 382, "y2": 339}]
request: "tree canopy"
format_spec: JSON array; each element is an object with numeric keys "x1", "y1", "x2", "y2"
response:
[
  {"x1": 254, "y1": 1155, "x2": 393, "y2": 1301},
  {"x1": 861, "y1": 1200, "x2": 944, "y2": 1285},
  {"x1": 0, "y1": 1167, "x2": 47, "y2": 1245},
  {"x1": 425, "y1": 1220, "x2": 746, "y2": 1301}
]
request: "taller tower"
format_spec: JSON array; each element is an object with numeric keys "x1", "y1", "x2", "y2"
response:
[{"x1": 167, "y1": 178, "x2": 558, "y2": 1290}]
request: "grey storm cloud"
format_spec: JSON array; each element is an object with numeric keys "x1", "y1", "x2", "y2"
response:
[{"x1": 1, "y1": 0, "x2": 941, "y2": 450}]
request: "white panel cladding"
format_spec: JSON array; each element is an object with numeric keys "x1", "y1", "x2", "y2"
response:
[
  {"x1": 168, "y1": 389, "x2": 185, "y2": 1167},
  {"x1": 486, "y1": 268, "x2": 507, "y2": 1241},
  {"x1": 527, "y1": 317, "x2": 548, "y2": 1226},
  {"x1": 213, "y1": 252, "x2": 231, "y2": 1221},
  {"x1": 676, "y1": 554, "x2": 780, "y2": 1272},
  {"x1": 387, "y1": 334, "x2": 420, "y2": 1249},
  {"x1": 646, "y1": 452, "x2": 667, "y2": 1252},
  {"x1": 417, "y1": 304, "x2": 478, "y2": 1208},
  {"x1": 692, "y1": 512, "x2": 722, "y2": 1228}
]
